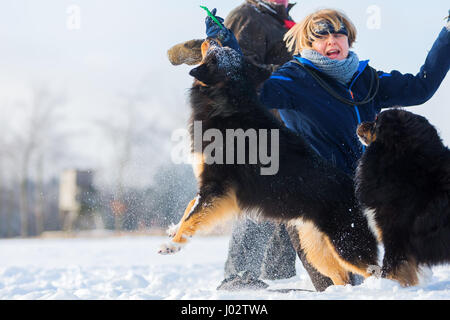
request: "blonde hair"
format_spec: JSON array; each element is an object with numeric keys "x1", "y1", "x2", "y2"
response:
[{"x1": 284, "y1": 9, "x2": 357, "y2": 55}]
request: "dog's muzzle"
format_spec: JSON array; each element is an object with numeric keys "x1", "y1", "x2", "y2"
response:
[{"x1": 357, "y1": 122, "x2": 377, "y2": 146}]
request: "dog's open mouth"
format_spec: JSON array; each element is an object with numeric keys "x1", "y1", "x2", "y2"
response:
[{"x1": 357, "y1": 122, "x2": 377, "y2": 146}]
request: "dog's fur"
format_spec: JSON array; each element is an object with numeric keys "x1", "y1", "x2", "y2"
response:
[
  {"x1": 159, "y1": 39, "x2": 380, "y2": 285},
  {"x1": 356, "y1": 109, "x2": 450, "y2": 286}
]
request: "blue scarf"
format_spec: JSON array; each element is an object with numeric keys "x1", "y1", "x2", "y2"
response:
[{"x1": 301, "y1": 49, "x2": 360, "y2": 85}]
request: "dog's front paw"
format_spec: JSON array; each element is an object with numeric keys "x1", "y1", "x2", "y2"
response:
[
  {"x1": 367, "y1": 265, "x2": 382, "y2": 278},
  {"x1": 166, "y1": 223, "x2": 180, "y2": 238},
  {"x1": 158, "y1": 242, "x2": 182, "y2": 255}
]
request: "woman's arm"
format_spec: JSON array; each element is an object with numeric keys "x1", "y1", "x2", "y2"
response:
[{"x1": 376, "y1": 27, "x2": 449, "y2": 109}]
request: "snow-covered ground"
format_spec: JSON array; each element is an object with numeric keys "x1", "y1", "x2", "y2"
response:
[{"x1": 0, "y1": 234, "x2": 449, "y2": 300}]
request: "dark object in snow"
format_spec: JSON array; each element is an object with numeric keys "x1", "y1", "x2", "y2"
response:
[
  {"x1": 267, "y1": 288, "x2": 315, "y2": 293},
  {"x1": 222, "y1": 220, "x2": 297, "y2": 288},
  {"x1": 159, "y1": 39, "x2": 380, "y2": 287},
  {"x1": 356, "y1": 109, "x2": 450, "y2": 287},
  {"x1": 216, "y1": 271, "x2": 269, "y2": 291}
]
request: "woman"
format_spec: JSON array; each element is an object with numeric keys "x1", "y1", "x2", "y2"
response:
[
  {"x1": 209, "y1": 8, "x2": 449, "y2": 176},
  {"x1": 260, "y1": 8, "x2": 449, "y2": 176}
]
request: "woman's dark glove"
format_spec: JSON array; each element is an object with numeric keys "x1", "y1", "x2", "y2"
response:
[{"x1": 205, "y1": 8, "x2": 242, "y2": 54}]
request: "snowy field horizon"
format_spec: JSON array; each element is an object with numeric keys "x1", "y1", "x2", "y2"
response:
[{"x1": 0, "y1": 233, "x2": 449, "y2": 300}]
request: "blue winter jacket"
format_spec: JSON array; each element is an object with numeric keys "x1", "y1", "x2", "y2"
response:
[{"x1": 260, "y1": 27, "x2": 450, "y2": 175}]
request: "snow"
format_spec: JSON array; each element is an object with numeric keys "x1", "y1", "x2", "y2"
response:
[{"x1": 0, "y1": 235, "x2": 449, "y2": 300}]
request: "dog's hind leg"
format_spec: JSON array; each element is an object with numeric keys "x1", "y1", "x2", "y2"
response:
[
  {"x1": 158, "y1": 187, "x2": 239, "y2": 255},
  {"x1": 286, "y1": 225, "x2": 334, "y2": 291},
  {"x1": 321, "y1": 212, "x2": 380, "y2": 280},
  {"x1": 382, "y1": 238, "x2": 419, "y2": 286},
  {"x1": 293, "y1": 219, "x2": 351, "y2": 285}
]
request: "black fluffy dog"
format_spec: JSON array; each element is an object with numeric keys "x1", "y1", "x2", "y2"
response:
[
  {"x1": 356, "y1": 109, "x2": 450, "y2": 286},
  {"x1": 159, "y1": 39, "x2": 379, "y2": 285}
]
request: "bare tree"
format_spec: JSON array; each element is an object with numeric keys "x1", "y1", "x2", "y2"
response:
[
  {"x1": 34, "y1": 154, "x2": 45, "y2": 235},
  {"x1": 95, "y1": 87, "x2": 174, "y2": 231},
  {"x1": 95, "y1": 93, "x2": 143, "y2": 231},
  {"x1": 0, "y1": 136, "x2": 6, "y2": 236},
  {"x1": 13, "y1": 86, "x2": 65, "y2": 237},
  {"x1": 0, "y1": 111, "x2": 20, "y2": 237}
]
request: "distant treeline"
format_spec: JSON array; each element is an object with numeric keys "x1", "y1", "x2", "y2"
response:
[{"x1": 0, "y1": 163, "x2": 197, "y2": 238}]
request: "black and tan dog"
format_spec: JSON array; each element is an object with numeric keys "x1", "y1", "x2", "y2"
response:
[
  {"x1": 356, "y1": 109, "x2": 450, "y2": 286},
  {"x1": 159, "y1": 39, "x2": 380, "y2": 285}
]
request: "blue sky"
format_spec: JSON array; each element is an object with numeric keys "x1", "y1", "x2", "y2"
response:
[{"x1": 0, "y1": 0, "x2": 448, "y2": 184}]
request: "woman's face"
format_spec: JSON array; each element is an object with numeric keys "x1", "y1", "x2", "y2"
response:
[{"x1": 311, "y1": 33, "x2": 349, "y2": 60}]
